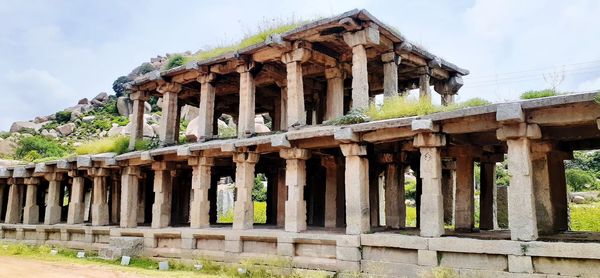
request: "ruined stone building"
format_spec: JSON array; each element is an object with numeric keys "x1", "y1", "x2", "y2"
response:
[{"x1": 0, "y1": 9, "x2": 599, "y2": 277}]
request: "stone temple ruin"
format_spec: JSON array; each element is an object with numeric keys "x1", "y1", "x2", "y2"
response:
[{"x1": 1, "y1": 9, "x2": 599, "y2": 277}]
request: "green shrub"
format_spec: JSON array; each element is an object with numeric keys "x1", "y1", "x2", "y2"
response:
[
  {"x1": 135, "y1": 137, "x2": 160, "y2": 151},
  {"x1": 566, "y1": 168, "x2": 599, "y2": 191},
  {"x1": 452, "y1": 97, "x2": 492, "y2": 108},
  {"x1": 111, "y1": 116, "x2": 129, "y2": 126},
  {"x1": 41, "y1": 121, "x2": 58, "y2": 131},
  {"x1": 137, "y1": 62, "x2": 155, "y2": 75},
  {"x1": 55, "y1": 110, "x2": 72, "y2": 124},
  {"x1": 165, "y1": 54, "x2": 186, "y2": 70},
  {"x1": 595, "y1": 92, "x2": 600, "y2": 105},
  {"x1": 405, "y1": 179, "x2": 417, "y2": 200},
  {"x1": 520, "y1": 89, "x2": 557, "y2": 99},
  {"x1": 112, "y1": 76, "x2": 131, "y2": 97},
  {"x1": 15, "y1": 136, "x2": 70, "y2": 160},
  {"x1": 0, "y1": 131, "x2": 11, "y2": 139},
  {"x1": 75, "y1": 136, "x2": 129, "y2": 155},
  {"x1": 366, "y1": 96, "x2": 436, "y2": 121},
  {"x1": 324, "y1": 109, "x2": 369, "y2": 125},
  {"x1": 253, "y1": 174, "x2": 267, "y2": 202},
  {"x1": 571, "y1": 201, "x2": 600, "y2": 232},
  {"x1": 218, "y1": 202, "x2": 267, "y2": 224}
]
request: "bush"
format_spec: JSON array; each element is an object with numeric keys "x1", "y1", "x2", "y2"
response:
[
  {"x1": 366, "y1": 96, "x2": 437, "y2": 121},
  {"x1": 15, "y1": 135, "x2": 70, "y2": 160},
  {"x1": 324, "y1": 109, "x2": 369, "y2": 125},
  {"x1": 595, "y1": 92, "x2": 600, "y2": 105},
  {"x1": 134, "y1": 137, "x2": 160, "y2": 151},
  {"x1": 566, "y1": 168, "x2": 599, "y2": 191},
  {"x1": 252, "y1": 174, "x2": 267, "y2": 202},
  {"x1": 0, "y1": 131, "x2": 11, "y2": 139},
  {"x1": 453, "y1": 97, "x2": 492, "y2": 108},
  {"x1": 405, "y1": 179, "x2": 417, "y2": 200},
  {"x1": 112, "y1": 76, "x2": 131, "y2": 97},
  {"x1": 75, "y1": 136, "x2": 129, "y2": 155},
  {"x1": 137, "y1": 62, "x2": 155, "y2": 75},
  {"x1": 165, "y1": 54, "x2": 186, "y2": 70},
  {"x1": 55, "y1": 111, "x2": 72, "y2": 124},
  {"x1": 520, "y1": 89, "x2": 557, "y2": 99}
]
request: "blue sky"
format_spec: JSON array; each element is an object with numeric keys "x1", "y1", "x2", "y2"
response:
[{"x1": 2, "y1": 0, "x2": 600, "y2": 131}]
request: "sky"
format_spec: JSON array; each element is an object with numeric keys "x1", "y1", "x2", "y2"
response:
[{"x1": 1, "y1": 0, "x2": 600, "y2": 131}]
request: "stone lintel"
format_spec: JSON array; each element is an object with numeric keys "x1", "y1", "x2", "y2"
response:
[
  {"x1": 151, "y1": 161, "x2": 175, "y2": 171},
  {"x1": 334, "y1": 127, "x2": 359, "y2": 143},
  {"x1": 281, "y1": 48, "x2": 312, "y2": 64},
  {"x1": 156, "y1": 82, "x2": 182, "y2": 94},
  {"x1": 122, "y1": 166, "x2": 141, "y2": 177},
  {"x1": 232, "y1": 152, "x2": 260, "y2": 164},
  {"x1": 24, "y1": 177, "x2": 40, "y2": 185},
  {"x1": 497, "y1": 123, "x2": 541, "y2": 141},
  {"x1": 271, "y1": 134, "x2": 291, "y2": 148},
  {"x1": 381, "y1": 51, "x2": 400, "y2": 64},
  {"x1": 343, "y1": 26, "x2": 380, "y2": 48},
  {"x1": 140, "y1": 151, "x2": 153, "y2": 161},
  {"x1": 197, "y1": 73, "x2": 216, "y2": 84},
  {"x1": 77, "y1": 156, "x2": 92, "y2": 168},
  {"x1": 13, "y1": 167, "x2": 30, "y2": 178},
  {"x1": 413, "y1": 133, "x2": 446, "y2": 148},
  {"x1": 0, "y1": 168, "x2": 13, "y2": 178},
  {"x1": 411, "y1": 119, "x2": 439, "y2": 133},
  {"x1": 57, "y1": 160, "x2": 71, "y2": 170},
  {"x1": 324, "y1": 66, "x2": 344, "y2": 80},
  {"x1": 129, "y1": 90, "x2": 149, "y2": 101},
  {"x1": 340, "y1": 143, "x2": 367, "y2": 157},
  {"x1": 44, "y1": 172, "x2": 63, "y2": 182},
  {"x1": 34, "y1": 163, "x2": 50, "y2": 174},
  {"x1": 235, "y1": 61, "x2": 255, "y2": 73},
  {"x1": 496, "y1": 103, "x2": 524, "y2": 123},
  {"x1": 279, "y1": 148, "x2": 311, "y2": 160},
  {"x1": 377, "y1": 152, "x2": 406, "y2": 164},
  {"x1": 176, "y1": 146, "x2": 191, "y2": 157}
]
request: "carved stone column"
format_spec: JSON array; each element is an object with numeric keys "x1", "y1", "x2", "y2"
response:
[
  {"x1": 378, "y1": 153, "x2": 406, "y2": 229},
  {"x1": 120, "y1": 166, "x2": 140, "y2": 228},
  {"x1": 236, "y1": 63, "x2": 256, "y2": 138},
  {"x1": 197, "y1": 73, "x2": 217, "y2": 141},
  {"x1": 44, "y1": 172, "x2": 64, "y2": 225},
  {"x1": 382, "y1": 52, "x2": 400, "y2": 99},
  {"x1": 157, "y1": 82, "x2": 182, "y2": 146},
  {"x1": 151, "y1": 162, "x2": 174, "y2": 228},
  {"x1": 128, "y1": 90, "x2": 148, "y2": 150},
  {"x1": 190, "y1": 156, "x2": 214, "y2": 228},
  {"x1": 5, "y1": 178, "x2": 22, "y2": 224},
  {"x1": 67, "y1": 173, "x2": 85, "y2": 225},
  {"x1": 232, "y1": 152, "x2": 260, "y2": 230},
  {"x1": 282, "y1": 48, "x2": 310, "y2": 127},
  {"x1": 340, "y1": 143, "x2": 370, "y2": 235},
  {"x1": 23, "y1": 177, "x2": 40, "y2": 224},
  {"x1": 321, "y1": 155, "x2": 339, "y2": 229},
  {"x1": 89, "y1": 168, "x2": 110, "y2": 226},
  {"x1": 454, "y1": 147, "x2": 475, "y2": 232},
  {"x1": 280, "y1": 148, "x2": 311, "y2": 232},
  {"x1": 324, "y1": 67, "x2": 345, "y2": 121},
  {"x1": 343, "y1": 27, "x2": 380, "y2": 110}
]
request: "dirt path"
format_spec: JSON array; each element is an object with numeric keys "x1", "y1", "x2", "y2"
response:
[{"x1": 0, "y1": 256, "x2": 149, "y2": 278}]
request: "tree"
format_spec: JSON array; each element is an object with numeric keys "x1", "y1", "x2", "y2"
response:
[
  {"x1": 112, "y1": 76, "x2": 132, "y2": 97},
  {"x1": 252, "y1": 174, "x2": 267, "y2": 202},
  {"x1": 566, "y1": 168, "x2": 599, "y2": 192}
]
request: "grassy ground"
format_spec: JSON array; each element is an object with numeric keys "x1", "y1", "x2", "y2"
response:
[
  {"x1": 0, "y1": 243, "x2": 329, "y2": 278},
  {"x1": 571, "y1": 201, "x2": 600, "y2": 232},
  {"x1": 217, "y1": 202, "x2": 266, "y2": 224}
]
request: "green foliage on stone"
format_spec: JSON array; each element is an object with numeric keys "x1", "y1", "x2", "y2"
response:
[
  {"x1": 520, "y1": 89, "x2": 557, "y2": 99},
  {"x1": 324, "y1": 109, "x2": 369, "y2": 125},
  {"x1": 75, "y1": 136, "x2": 129, "y2": 155},
  {"x1": 15, "y1": 135, "x2": 70, "y2": 161},
  {"x1": 165, "y1": 54, "x2": 186, "y2": 70},
  {"x1": 595, "y1": 92, "x2": 600, "y2": 105},
  {"x1": 55, "y1": 110, "x2": 72, "y2": 124}
]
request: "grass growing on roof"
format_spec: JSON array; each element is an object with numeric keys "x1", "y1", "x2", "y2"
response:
[
  {"x1": 75, "y1": 136, "x2": 129, "y2": 155},
  {"x1": 520, "y1": 89, "x2": 557, "y2": 99},
  {"x1": 164, "y1": 21, "x2": 303, "y2": 70}
]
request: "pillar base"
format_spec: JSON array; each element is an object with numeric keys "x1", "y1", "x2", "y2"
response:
[
  {"x1": 91, "y1": 203, "x2": 109, "y2": 226},
  {"x1": 23, "y1": 205, "x2": 40, "y2": 225},
  {"x1": 67, "y1": 203, "x2": 85, "y2": 224},
  {"x1": 44, "y1": 205, "x2": 62, "y2": 225}
]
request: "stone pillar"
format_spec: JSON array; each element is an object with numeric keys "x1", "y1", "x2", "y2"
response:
[
  {"x1": 343, "y1": 27, "x2": 380, "y2": 111},
  {"x1": 548, "y1": 152, "x2": 569, "y2": 231},
  {"x1": 110, "y1": 174, "x2": 121, "y2": 225},
  {"x1": 120, "y1": 166, "x2": 140, "y2": 228},
  {"x1": 232, "y1": 152, "x2": 259, "y2": 230},
  {"x1": 44, "y1": 173, "x2": 63, "y2": 225},
  {"x1": 279, "y1": 85, "x2": 288, "y2": 130},
  {"x1": 321, "y1": 155, "x2": 338, "y2": 229},
  {"x1": 479, "y1": 161, "x2": 497, "y2": 230},
  {"x1": 324, "y1": 67, "x2": 344, "y2": 121},
  {"x1": 280, "y1": 148, "x2": 311, "y2": 232},
  {"x1": 282, "y1": 48, "x2": 310, "y2": 127},
  {"x1": 531, "y1": 142, "x2": 556, "y2": 235},
  {"x1": 151, "y1": 162, "x2": 174, "y2": 228},
  {"x1": 128, "y1": 90, "x2": 148, "y2": 150},
  {"x1": 23, "y1": 178, "x2": 40, "y2": 225},
  {"x1": 441, "y1": 94, "x2": 455, "y2": 106},
  {"x1": 197, "y1": 73, "x2": 216, "y2": 141},
  {"x1": 379, "y1": 153, "x2": 406, "y2": 229},
  {"x1": 5, "y1": 180, "x2": 22, "y2": 224},
  {"x1": 434, "y1": 76, "x2": 463, "y2": 106},
  {"x1": 276, "y1": 168, "x2": 286, "y2": 227},
  {"x1": 67, "y1": 175, "x2": 85, "y2": 224},
  {"x1": 90, "y1": 168, "x2": 110, "y2": 226},
  {"x1": 340, "y1": 144, "x2": 370, "y2": 235},
  {"x1": 237, "y1": 63, "x2": 256, "y2": 138},
  {"x1": 454, "y1": 149, "x2": 474, "y2": 231},
  {"x1": 441, "y1": 161, "x2": 455, "y2": 225},
  {"x1": 382, "y1": 52, "x2": 400, "y2": 98},
  {"x1": 157, "y1": 82, "x2": 182, "y2": 146},
  {"x1": 419, "y1": 72, "x2": 431, "y2": 101},
  {"x1": 190, "y1": 157, "x2": 213, "y2": 229},
  {"x1": 413, "y1": 129, "x2": 446, "y2": 237}
]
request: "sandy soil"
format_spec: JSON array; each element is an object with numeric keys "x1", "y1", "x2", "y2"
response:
[{"x1": 0, "y1": 256, "x2": 150, "y2": 278}]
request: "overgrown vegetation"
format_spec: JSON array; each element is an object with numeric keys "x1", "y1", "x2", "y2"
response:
[
  {"x1": 218, "y1": 201, "x2": 267, "y2": 224},
  {"x1": 112, "y1": 76, "x2": 132, "y2": 97},
  {"x1": 571, "y1": 201, "x2": 600, "y2": 232},
  {"x1": 55, "y1": 110, "x2": 72, "y2": 124},
  {"x1": 15, "y1": 135, "x2": 71, "y2": 161},
  {"x1": 75, "y1": 136, "x2": 129, "y2": 155},
  {"x1": 164, "y1": 21, "x2": 303, "y2": 70},
  {"x1": 323, "y1": 109, "x2": 369, "y2": 125},
  {"x1": 566, "y1": 151, "x2": 600, "y2": 191},
  {"x1": 135, "y1": 137, "x2": 160, "y2": 151},
  {"x1": 520, "y1": 89, "x2": 557, "y2": 99},
  {"x1": 252, "y1": 174, "x2": 268, "y2": 202}
]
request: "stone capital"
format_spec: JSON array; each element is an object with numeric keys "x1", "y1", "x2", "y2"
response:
[
  {"x1": 340, "y1": 143, "x2": 367, "y2": 157},
  {"x1": 197, "y1": 73, "x2": 216, "y2": 84},
  {"x1": 531, "y1": 141, "x2": 554, "y2": 154},
  {"x1": 413, "y1": 133, "x2": 446, "y2": 148},
  {"x1": 324, "y1": 66, "x2": 344, "y2": 80},
  {"x1": 496, "y1": 123, "x2": 541, "y2": 141},
  {"x1": 151, "y1": 161, "x2": 176, "y2": 171},
  {"x1": 235, "y1": 61, "x2": 255, "y2": 73},
  {"x1": 343, "y1": 27, "x2": 380, "y2": 48},
  {"x1": 279, "y1": 148, "x2": 311, "y2": 160},
  {"x1": 87, "y1": 167, "x2": 110, "y2": 177},
  {"x1": 232, "y1": 152, "x2": 260, "y2": 164},
  {"x1": 130, "y1": 90, "x2": 149, "y2": 101},
  {"x1": 157, "y1": 82, "x2": 182, "y2": 94},
  {"x1": 24, "y1": 177, "x2": 40, "y2": 185},
  {"x1": 281, "y1": 48, "x2": 312, "y2": 64},
  {"x1": 122, "y1": 166, "x2": 141, "y2": 177},
  {"x1": 44, "y1": 172, "x2": 63, "y2": 182},
  {"x1": 381, "y1": 51, "x2": 400, "y2": 64}
]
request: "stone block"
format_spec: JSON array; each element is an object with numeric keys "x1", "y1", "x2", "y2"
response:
[
  {"x1": 418, "y1": 250, "x2": 439, "y2": 266},
  {"x1": 334, "y1": 127, "x2": 359, "y2": 143},
  {"x1": 336, "y1": 260, "x2": 360, "y2": 273},
  {"x1": 159, "y1": 261, "x2": 169, "y2": 271},
  {"x1": 77, "y1": 156, "x2": 92, "y2": 168},
  {"x1": 271, "y1": 134, "x2": 290, "y2": 148},
  {"x1": 220, "y1": 143, "x2": 235, "y2": 152},
  {"x1": 13, "y1": 167, "x2": 30, "y2": 178},
  {"x1": 496, "y1": 103, "x2": 524, "y2": 123},
  {"x1": 411, "y1": 119, "x2": 438, "y2": 132},
  {"x1": 277, "y1": 242, "x2": 294, "y2": 256},
  {"x1": 508, "y1": 255, "x2": 533, "y2": 273},
  {"x1": 140, "y1": 151, "x2": 152, "y2": 161},
  {"x1": 0, "y1": 168, "x2": 11, "y2": 178},
  {"x1": 176, "y1": 146, "x2": 191, "y2": 156},
  {"x1": 336, "y1": 246, "x2": 361, "y2": 261}
]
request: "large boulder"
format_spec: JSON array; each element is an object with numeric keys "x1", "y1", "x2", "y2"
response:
[
  {"x1": 184, "y1": 117, "x2": 200, "y2": 141},
  {"x1": 0, "y1": 138, "x2": 17, "y2": 156},
  {"x1": 41, "y1": 129, "x2": 59, "y2": 138},
  {"x1": 56, "y1": 123, "x2": 76, "y2": 136},
  {"x1": 33, "y1": 115, "x2": 50, "y2": 124},
  {"x1": 78, "y1": 98, "x2": 89, "y2": 105},
  {"x1": 116, "y1": 96, "x2": 131, "y2": 116},
  {"x1": 10, "y1": 121, "x2": 42, "y2": 133},
  {"x1": 180, "y1": 105, "x2": 199, "y2": 122},
  {"x1": 91, "y1": 92, "x2": 109, "y2": 107},
  {"x1": 255, "y1": 115, "x2": 271, "y2": 133},
  {"x1": 107, "y1": 125, "x2": 124, "y2": 137}
]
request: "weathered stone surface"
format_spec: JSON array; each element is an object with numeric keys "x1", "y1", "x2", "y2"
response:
[
  {"x1": 0, "y1": 138, "x2": 17, "y2": 156},
  {"x1": 496, "y1": 103, "x2": 524, "y2": 123},
  {"x1": 116, "y1": 96, "x2": 131, "y2": 116},
  {"x1": 10, "y1": 121, "x2": 42, "y2": 133},
  {"x1": 180, "y1": 105, "x2": 199, "y2": 122},
  {"x1": 508, "y1": 255, "x2": 533, "y2": 273},
  {"x1": 56, "y1": 123, "x2": 76, "y2": 136}
]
